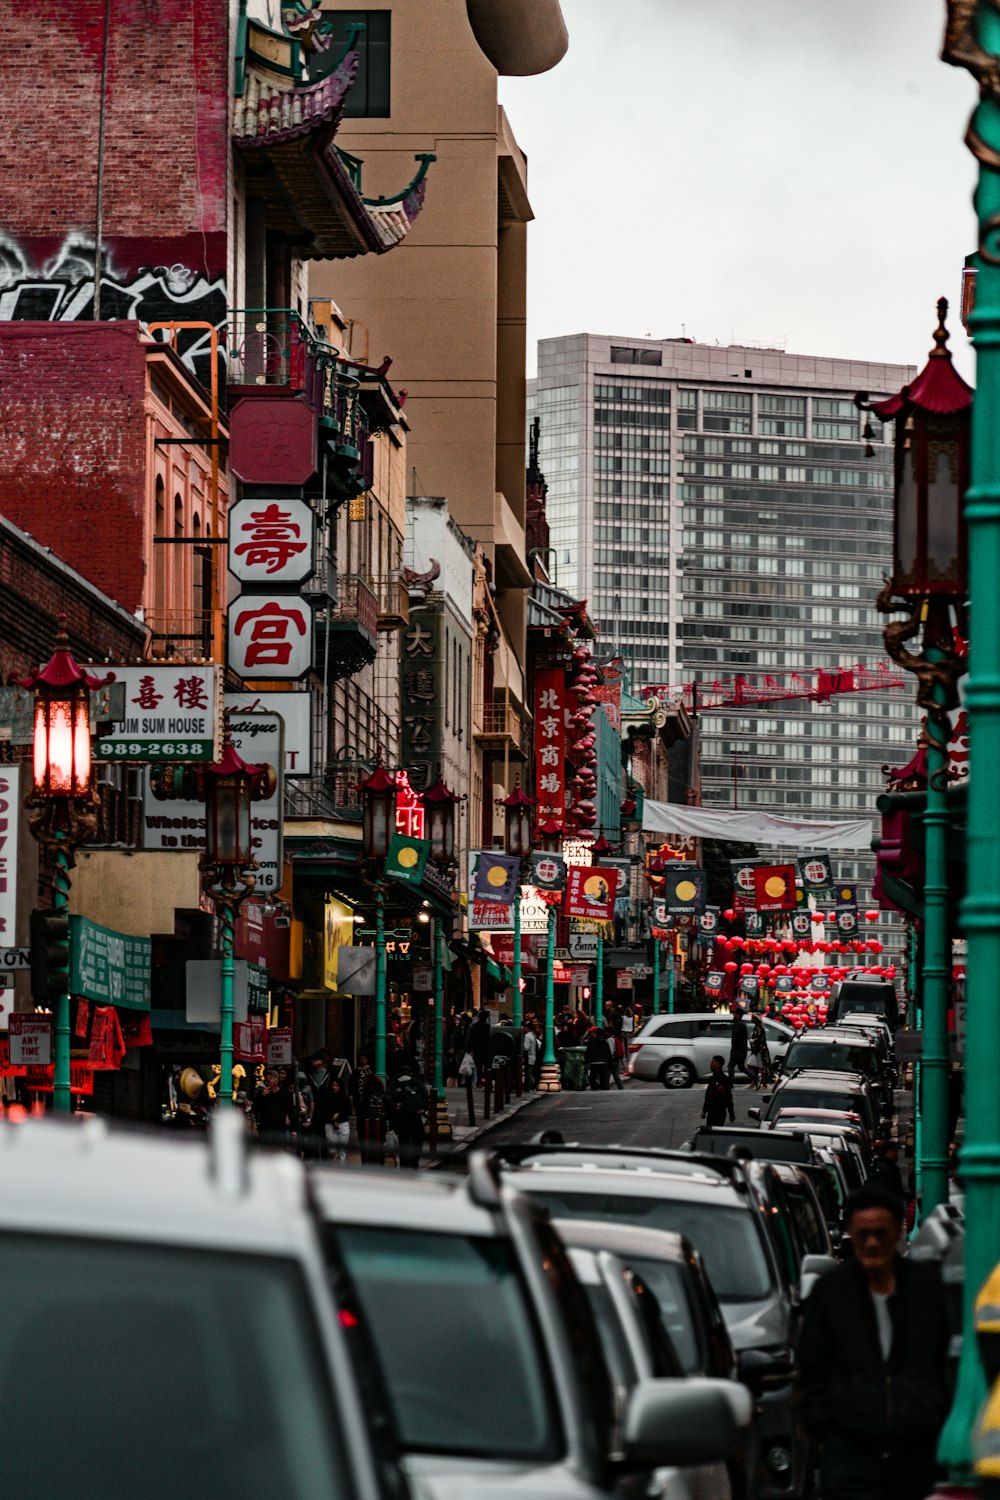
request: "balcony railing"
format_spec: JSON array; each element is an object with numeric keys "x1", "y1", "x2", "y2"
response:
[
  {"x1": 317, "y1": 576, "x2": 380, "y2": 681},
  {"x1": 374, "y1": 577, "x2": 409, "y2": 631},
  {"x1": 145, "y1": 608, "x2": 222, "y2": 663},
  {"x1": 227, "y1": 310, "x2": 309, "y2": 388},
  {"x1": 474, "y1": 702, "x2": 529, "y2": 756}
]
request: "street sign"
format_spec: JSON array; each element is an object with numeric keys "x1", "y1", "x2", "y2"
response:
[
  {"x1": 616, "y1": 970, "x2": 633, "y2": 990},
  {"x1": 0, "y1": 947, "x2": 30, "y2": 971},
  {"x1": 632, "y1": 964, "x2": 653, "y2": 979},
  {"x1": 70, "y1": 916, "x2": 152, "y2": 1011},
  {"x1": 267, "y1": 1027, "x2": 293, "y2": 1065},
  {"x1": 9, "y1": 1014, "x2": 52, "y2": 1066},
  {"x1": 568, "y1": 932, "x2": 599, "y2": 962},
  {"x1": 0, "y1": 974, "x2": 13, "y2": 990}
]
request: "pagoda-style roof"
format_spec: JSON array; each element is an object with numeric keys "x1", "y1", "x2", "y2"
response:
[
  {"x1": 528, "y1": 579, "x2": 597, "y2": 639},
  {"x1": 234, "y1": 14, "x2": 433, "y2": 259},
  {"x1": 872, "y1": 298, "x2": 973, "y2": 421}
]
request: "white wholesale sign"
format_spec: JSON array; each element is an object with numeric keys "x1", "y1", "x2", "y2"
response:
[
  {"x1": 228, "y1": 594, "x2": 313, "y2": 680},
  {"x1": 144, "y1": 712, "x2": 284, "y2": 891},
  {"x1": 227, "y1": 497, "x2": 316, "y2": 584},
  {"x1": 91, "y1": 666, "x2": 220, "y2": 762},
  {"x1": 224, "y1": 689, "x2": 312, "y2": 777},
  {"x1": 10, "y1": 1014, "x2": 52, "y2": 1066},
  {"x1": 0, "y1": 765, "x2": 18, "y2": 946}
]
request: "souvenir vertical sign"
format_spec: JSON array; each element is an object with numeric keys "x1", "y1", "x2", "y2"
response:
[{"x1": 534, "y1": 669, "x2": 565, "y2": 822}]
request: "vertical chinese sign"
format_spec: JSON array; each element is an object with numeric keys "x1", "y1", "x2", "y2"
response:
[
  {"x1": 400, "y1": 609, "x2": 442, "y2": 793},
  {"x1": 227, "y1": 497, "x2": 315, "y2": 680},
  {"x1": 534, "y1": 669, "x2": 565, "y2": 823}
]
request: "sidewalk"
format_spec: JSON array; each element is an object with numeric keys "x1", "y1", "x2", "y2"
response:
[{"x1": 438, "y1": 1081, "x2": 542, "y2": 1150}]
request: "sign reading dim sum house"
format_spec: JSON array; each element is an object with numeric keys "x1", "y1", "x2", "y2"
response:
[{"x1": 90, "y1": 666, "x2": 220, "y2": 762}]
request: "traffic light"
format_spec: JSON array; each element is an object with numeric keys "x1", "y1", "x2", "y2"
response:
[{"x1": 30, "y1": 908, "x2": 69, "y2": 1000}]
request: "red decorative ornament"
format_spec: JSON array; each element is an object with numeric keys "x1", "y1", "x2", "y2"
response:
[
  {"x1": 864, "y1": 910, "x2": 880, "y2": 923},
  {"x1": 724, "y1": 961, "x2": 738, "y2": 973},
  {"x1": 723, "y1": 908, "x2": 736, "y2": 922},
  {"x1": 811, "y1": 913, "x2": 825, "y2": 925}
]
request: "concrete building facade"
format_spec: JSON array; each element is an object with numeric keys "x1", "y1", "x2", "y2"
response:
[{"x1": 529, "y1": 333, "x2": 922, "y2": 884}]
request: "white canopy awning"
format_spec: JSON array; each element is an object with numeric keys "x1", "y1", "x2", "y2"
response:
[{"x1": 642, "y1": 800, "x2": 874, "y2": 851}]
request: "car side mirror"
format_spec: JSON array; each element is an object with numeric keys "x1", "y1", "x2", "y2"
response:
[
  {"x1": 799, "y1": 1252, "x2": 839, "y2": 1301},
  {"x1": 622, "y1": 1377, "x2": 750, "y2": 1468},
  {"x1": 747, "y1": 1107, "x2": 761, "y2": 1122}
]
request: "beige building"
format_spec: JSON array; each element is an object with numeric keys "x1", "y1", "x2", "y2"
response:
[{"x1": 312, "y1": 0, "x2": 567, "y2": 719}]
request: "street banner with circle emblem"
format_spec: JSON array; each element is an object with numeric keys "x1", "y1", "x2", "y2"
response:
[
  {"x1": 652, "y1": 897, "x2": 673, "y2": 927},
  {"x1": 662, "y1": 864, "x2": 705, "y2": 915},
  {"x1": 753, "y1": 863, "x2": 799, "y2": 911},
  {"x1": 699, "y1": 906, "x2": 720, "y2": 935},
  {"x1": 798, "y1": 854, "x2": 833, "y2": 896},
  {"x1": 835, "y1": 882, "x2": 858, "y2": 934},
  {"x1": 791, "y1": 909, "x2": 812, "y2": 936},
  {"x1": 744, "y1": 907, "x2": 764, "y2": 935},
  {"x1": 529, "y1": 851, "x2": 566, "y2": 897},
  {"x1": 564, "y1": 865, "x2": 617, "y2": 921},
  {"x1": 730, "y1": 857, "x2": 763, "y2": 910},
  {"x1": 385, "y1": 833, "x2": 430, "y2": 888},
  {"x1": 473, "y1": 851, "x2": 521, "y2": 904}
]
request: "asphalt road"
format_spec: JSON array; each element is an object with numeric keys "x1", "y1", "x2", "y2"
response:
[{"x1": 467, "y1": 1073, "x2": 768, "y2": 1153}]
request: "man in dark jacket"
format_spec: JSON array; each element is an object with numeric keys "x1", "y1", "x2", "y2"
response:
[
  {"x1": 585, "y1": 1026, "x2": 611, "y2": 1090},
  {"x1": 728, "y1": 1004, "x2": 749, "y2": 1082},
  {"x1": 797, "y1": 1183, "x2": 949, "y2": 1500},
  {"x1": 701, "y1": 1055, "x2": 735, "y2": 1125}
]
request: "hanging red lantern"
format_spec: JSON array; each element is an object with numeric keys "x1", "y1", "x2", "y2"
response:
[
  {"x1": 811, "y1": 913, "x2": 825, "y2": 925},
  {"x1": 740, "y1": 962, "x2": 753, "y2": 974},
  {"x1": 723, "y1": 908, "x2": 737, "y2": 922},
  {"x1": 724, "y1": 961, "x2": 738, "y2": 973},
  {"x1": 864, "y1": 910, "x2": 880, "y2": 923}
]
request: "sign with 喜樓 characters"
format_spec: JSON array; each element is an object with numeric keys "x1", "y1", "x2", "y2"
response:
[{"x1": 91, "y1": 666, "x2": 220, "y2": 762}]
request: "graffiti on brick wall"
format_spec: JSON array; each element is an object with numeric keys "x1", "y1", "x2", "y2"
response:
[{"x1": 0, "y1": 232, "x2": 225, "y2": 388}]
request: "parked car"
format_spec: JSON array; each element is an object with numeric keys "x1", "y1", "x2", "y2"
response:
[
  {"x1": 312, "y1": 1156, "x2": 742, "y2": 1500},
  {"x1": 627, "y1": 1012, "x2": 795, "y2": 1090},
  {"x1": 764, "y1": 1117, "x2": 869, "y2": 1187},
  {"x1": 567, "y1": 1242, "x2": 751, "y2": 1500},
  {"x1": 752, "y1": 1068, "x2": 879, "y2": 1139},
  {"x1": 496, "y1": 1150, "x2": 819, "y2": 1499},
  {"x1": 775, "y1": 1031, "x2": 891, "y2": 1115},
  {"x1": 826, "y1": 974, "x2": 900, "y2": 1030},
  {"x1": 686, "y1": 1127, "x2": 843, "y2": 1248},
  {"x1": 0, "y1": 1114, "x2": 404, "y2": 1500}
]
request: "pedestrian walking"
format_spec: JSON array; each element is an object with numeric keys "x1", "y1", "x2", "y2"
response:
[
  {"x1": 701, "y1": 1055, "x2": 735, "y2": 1125},
  {"x1": 469, "y1": 1009, "x2": 492, "y2": 1085},
  {"x1": 523, "y1": 1024, "x2": 540, "y2": 1090},
  {"x1": 359, "y1": 1073, "x2": 388, "y2": 1165},
  {"x1": 867, "y1": 1140, "x2": 905, "y2": 1201},
  {"x1": 746, "y1": 1015, "x2": 771, "y2": 1090},
  {"x1": 324, "y1": 1076, "x2": 351, "y2": 1162},
  {"x1": 797, "y1": 1184, "x2": 950, "y2": 1500},
  {"x1": 585, "y1": 1026, "x2": 611, "y2": 1090},
  {"x1": 728, "y1": 1003, "x2": 749, "y2": 1083},
  {"x1": 607, "y1": 1027, "x2": 626, "y2": 1090},
  {"x1": 387, "y1": 1065, "x2": 429, "y2": 1169},
  {"x1": 250, "y1": 1067, "x2": 296, "y2": 1149},
  {"x1": 302, "y1": 1054, "x2": 336, "y2": 1160}
]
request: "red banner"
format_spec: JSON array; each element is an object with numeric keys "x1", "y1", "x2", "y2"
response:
[
  {"x1": 754, "y1": 864, "x2": 799, "y2": 912},
  {"x1": 88, "y1": 1007, "x2": 127, "y2": 1071},
  {"x1": 534, "y1": 669, "x2": 566, "y2": 823},
  {"x1": 564, "y1": 866, "x2": 617, "y2": 921},
  {"x1": 235, "y1": 1018, "x2": 266, "y2": 1063},
  {"x1": 25, "y1": 1062, "x2": 95, "y2": 1096}
]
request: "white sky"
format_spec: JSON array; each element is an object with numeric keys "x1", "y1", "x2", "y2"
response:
[{"x1": 499, "y1": 0, "x2": 980, "y2": 378}]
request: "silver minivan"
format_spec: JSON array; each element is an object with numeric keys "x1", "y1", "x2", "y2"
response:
[{"x1": 628, "y1": 1013, "x2": 795, "y2": 1090}]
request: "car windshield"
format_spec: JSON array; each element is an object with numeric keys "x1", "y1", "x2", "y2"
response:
[
  {"x1": 336, "y1": 1225, "x2": 561, "y2": 1461},
  {"x1": 627, "y1": 1257, "x2": 703, "y2": 1372},
  {"x1": 522, "y1": 1190, "x2": 774, "y2": 1303},
  {"x1": 767, "y1": 1089, "x2": 867, "y2": 1124},
  {"x1": 0, "y1": 1233, "x2": 350, "y2": 1500},
  {"x1": 784, "y1": 1043, "x2": 877, "y2": 1078}
]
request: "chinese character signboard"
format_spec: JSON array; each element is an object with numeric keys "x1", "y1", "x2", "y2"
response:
[
  {"x1": 69, "y1": 916, "x2": 151, "y2": 1011},
  {"x1": 92, "y1": 667, "x2": 220, "y2": 762},
  {"x1": 229, "y1": 595, "x2": 313, "y2": 680},
  {"x1": 534, "y1": 669, "x2": 566, "y2": 823},
  {"x1": 798, "y1": 854, "x2": 833, "y2": 897},
  {"x1": 753, "y1": 864, "x2": 799, "y2": 912},
  {"x1": 227, "y1": 498, "x2": 315, "y2": 583},
  {"x1": 836, "y1": 883, "x2": 858, "y2": 935},
  {"x1": 564, "y1": 866, "x2": 616, "y2": 921},
  {"x1": 730, "y1": 858, "x2": 763, "y2": 911},
  {"x1": 399, "y1": 608, "x2": 444, "y2": 793}
]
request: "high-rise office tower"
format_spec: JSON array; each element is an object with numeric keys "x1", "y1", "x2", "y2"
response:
[{"x1": 529, "y1": 334, "x2": 920, "y2": 883}]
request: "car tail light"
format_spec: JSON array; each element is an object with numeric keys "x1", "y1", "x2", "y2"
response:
[{"x1": 628, "y1": 1043, "x2": 642, "y2": 1053}]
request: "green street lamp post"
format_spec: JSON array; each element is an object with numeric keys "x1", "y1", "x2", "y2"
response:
[
  {"x1": 863, "y1": 298, "x2": 971, "y2": 1221},
  {"x1": 502, "y1": 784, "x2": 535, "y2": 1030},
  {"x1": 422, "y1": 775, "x2": 457, "y2": 1141},
  {"x1": 360, "y1": 765, "x2": 399, "y2": 1081},
  {"x1": 591, "y1": 830, "x2": 614, "y2": 1026},
  {"x1": 939, "y1": 8, "x2": 1000, "y2": 1472},
  {"x1": 200, "y1": 730, "x2": 271, "y2": 1104},
  {"x1": 23, "y1": 626, "x2": 112, "y2": 1113},
  {"x1": 652, "y1": 935, "x2": 661, "y2": 1015},
  {"x1": 668, "y1": 943, "x2": 677, "y2": 1015},
  {"x1": 537, "y1": 818, "x2": 562, "y2": 1092}
]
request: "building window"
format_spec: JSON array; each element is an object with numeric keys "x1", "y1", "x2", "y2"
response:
[
  {"x1": 339, "y1": 11, "x2": 391, "y2": 117},
  {"x1": 610, "y1": 346, "x2": 662, "y2": 366}
]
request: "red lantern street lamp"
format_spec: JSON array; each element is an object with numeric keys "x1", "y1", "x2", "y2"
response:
[
  {"x1": 422, "y1": 776, "x2": 459, "y2": 866},
  {"x1": 537, "y1": 818, "x2": 563, "y2": 855},
  {"x1": 591, "y1": 829, "x2": 614, "y2": 858},
  {"x1": 21, "y1": 624, "x2": 112, "y2": 1115},
  {"x1": 360, "y1": 764, "x2": 399, "y2": 862},
  {"x1": 201, "y1": 732, "x2": 268, "y2": 1107},
  {"x1": 502, "y1": 783, "x2": 535, "y2": 860}
]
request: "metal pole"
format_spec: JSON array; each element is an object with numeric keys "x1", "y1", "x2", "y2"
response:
[
  {"x1": 432, "y1": 917, "x2": 444, "y2": 1096},
  {"x1": 52, "y1": 840, "x2": 72, "y2": 1115},
  {"x1": 940, "y1": 6, "x2": 1000, "y2": 1471},
  {"x1": 219, "y1": 904, "x2": 234, "y2": 1105},
  {"x1": 511, "y1": 886, "x2": 522, "y2": 1027},
  {"x1": 538, "y1": 903, "x2": 561, "y2": 1091},
  {"x1": 918, "y1": 651, "x2": 952, "y2": 1218},
  {"x1": 595, "y1": 931, "x2": 604, "y2": 1024},
  {"x1": 375, "y1": 883, "x2": 387, "y2": 1079},
  {"x1": 668, "y1": 942, "x2": 676, "y2": 1015},
  {"x1": 653, "y1": 936, "x2": 661, "y2": 1015}
]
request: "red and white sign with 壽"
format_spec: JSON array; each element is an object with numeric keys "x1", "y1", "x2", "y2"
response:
[{"x1": 227, "y1": 497, "x2": 316, "y2": 680}]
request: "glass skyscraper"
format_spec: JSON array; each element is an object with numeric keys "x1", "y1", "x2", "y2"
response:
[{"x1": 528, "y1": 334, "x2": 921, "y2": 885}]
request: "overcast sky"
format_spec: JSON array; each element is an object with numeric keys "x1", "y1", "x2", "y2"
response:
[{"x1": 499, "y1": 0, "x2": 979, "y2": 377}]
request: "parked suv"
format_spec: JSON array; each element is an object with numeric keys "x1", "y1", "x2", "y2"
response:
[
  {"x1": 775, "y1": 1031, "x2": 891, "y2": 1117},
  {"x1": 312, "y1": 1157, "x2": 742, "y2": 1500},
  {"x1": 497, "y1": 1148, "x2": 818, "y2": 1499},
  {"x1": 0, "y1": 1115, "x2": 403, "y2": 1500},
  {"x1": 753, "y1": 1068, "x2": 879, "y2": 1138},
  {"x1": 628, "y1": 1012, "x2": 794, "y2": 1089},
  {"x1": 826, "y1": 974, "x2": 899, "y2": 1030}
]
